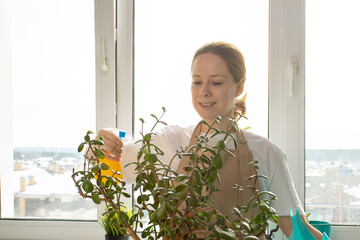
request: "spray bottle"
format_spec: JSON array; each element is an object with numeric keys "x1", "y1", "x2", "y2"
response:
[{"x1": 99, "y1": 130, "x2": 126, "y2": 182}]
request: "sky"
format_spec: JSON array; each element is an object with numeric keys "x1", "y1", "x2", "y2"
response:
[
  {"x1": 10, "y1": 0, "x2": 96, "y2": 148},
  {"x1": 7, "y1": 0, "x2": 360, "y2": 150},
  {"x1": 305, "y1": 0, "x2": 360, "y2": 149}
]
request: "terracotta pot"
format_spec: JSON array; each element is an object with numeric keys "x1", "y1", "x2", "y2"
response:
[{"x1": 105, "y1": 234, "x2": 129, "y2": 240}]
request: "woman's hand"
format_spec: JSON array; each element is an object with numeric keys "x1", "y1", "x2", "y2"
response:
[
  {"x1": 97, "y1": 129, "x2": 124, "y2": 161},
  {"x1": 277, "y1": 215, "x2": 324, "y2": 240}
]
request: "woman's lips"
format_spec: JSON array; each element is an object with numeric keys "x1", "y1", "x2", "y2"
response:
[{"x1": 199, "y1": 102, "x2": 216, "y2": 108}]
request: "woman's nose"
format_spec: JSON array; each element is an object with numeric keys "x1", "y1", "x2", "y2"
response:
[{"x1": 199, "y1": 83, "x2": 211, "y2": 97}]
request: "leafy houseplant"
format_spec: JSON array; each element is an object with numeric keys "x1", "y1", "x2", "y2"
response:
[
  {"x1": 72, "y1": 107, "x2": 278, "y2": 240},
  {"x1": 100, "y1": 205, "x2": 136, "y2": 240}
]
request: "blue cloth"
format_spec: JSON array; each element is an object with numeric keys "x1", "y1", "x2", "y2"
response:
[{"x1": 289, "y1": 209, "x2": 330, "y2": 240}]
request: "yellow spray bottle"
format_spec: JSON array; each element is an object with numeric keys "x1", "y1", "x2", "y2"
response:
[{"x1": 99, "y1": 130, "x2": 126, "y2": 182}]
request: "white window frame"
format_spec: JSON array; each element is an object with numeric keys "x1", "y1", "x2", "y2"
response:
[
  {"x1": 0, "y1": 0, "x2": 14, "y2": 221},
  {"x1": 116, "y1": 0, "x2": 134, "y2": 136}
]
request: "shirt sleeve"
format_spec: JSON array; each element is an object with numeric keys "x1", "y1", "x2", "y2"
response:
[
  {"x1": 267, "y1": 149, "x2": 306, "y2": 216},
  {"x1": 244, "y1": 131, "x2": 305, "y2": 216}
]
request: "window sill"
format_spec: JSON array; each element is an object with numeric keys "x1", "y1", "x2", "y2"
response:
[
  {"x1": 0, "y1": 220, "x2": 104, "y2": 240},
  {"x1": 330, "y1": 225, "x2": 360, "y2": 239}
]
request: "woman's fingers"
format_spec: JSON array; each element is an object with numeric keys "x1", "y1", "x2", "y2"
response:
[
  {"x1": 103, "y1": 150, "x2": 122, "y2": 161},
  {"x1": 97, "y1": 129, "x2": 124, "y2": 161}
]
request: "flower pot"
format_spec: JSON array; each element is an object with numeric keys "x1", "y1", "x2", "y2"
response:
[
  {"x1": 105, "y1": 234, "x2": 129, "y2": 240},
  {"x1": 309, "y1": 220, "x2": 331, "y2": 237}
]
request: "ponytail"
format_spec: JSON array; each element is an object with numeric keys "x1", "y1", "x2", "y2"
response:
[{"x1": 235, "y1": 93, "x2": 247, "y2": 116}]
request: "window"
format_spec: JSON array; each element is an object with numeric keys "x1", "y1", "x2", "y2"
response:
[
  {"x1": 305, "y1": 0, "x2": 360, "y2": 225},
  {"x1": 0, "y1": 0, "x2": 96, "y2": 220},
  {"x1": 1, "y1": 0, "x2": 116, "y2": 237},
  {"x1": 268, "y1": 0, "x2": 360, "y2": 238}
]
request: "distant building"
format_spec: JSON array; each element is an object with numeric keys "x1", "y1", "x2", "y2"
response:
[
  {"x1": 12, "y1": 149, "x2": 97, "y2": 220},
  {"x1": 306, "y1": 175, "x2": 360, "y2": 223}
]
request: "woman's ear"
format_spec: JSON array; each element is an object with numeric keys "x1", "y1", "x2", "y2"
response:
[{"x1": 235, "y1": 78, "x2": 245, "y2": 97}]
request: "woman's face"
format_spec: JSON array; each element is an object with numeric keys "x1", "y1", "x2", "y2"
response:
[{"x1": 191, "y1": 53, "x2": 243, "y2": 124}]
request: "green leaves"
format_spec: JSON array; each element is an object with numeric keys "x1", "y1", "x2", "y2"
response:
[
  {"x1": 192, "y1": 168, "x2": 201, "y2": 184},
  {"x1": 100, "y1": 162, "x2": 110, "y2": 170},
  {"x1": 91, "y1": 164, "x2": 100, "y2": 173},
  {"x1": 144, "y1": 153, "x2": 157, "y2": 163},
  {"x1": 213, "y1": 154, "x2": 223, "y2": 169},
  {"x1": 175, "y1": 174, "x2": 188, "y2": 182},
  {"x1": 137, "y1": 194, "x2": 150, "y2": 204},
  {"x1": 157, "y1": 201, "x2": 167, "y2": 219},
  {"x1": 182, "y1": 165, "x2": 193, "y2": 172},
  {"x1": 220, "y1": 231, "x2": 238, "y2": 240},
  {"x1": 216, "y1": 140, "x2": 226, "y2": 150},
  {"x1": 99, "y1": 150, "x2": 105, "y2": 159},
  {"x1": 91, "y1": 139, "x2": 104, "y2": 145},
  {"x1": 122, "y1": 192, "x2": 131, "y2": 198},
  {"x1": 78, "y1": 143, "x2": 85, "y2": 152},
  {"x1": 175, "y1": 183, "x2": 187, "y2": 192},
  {"x1": 119, "y1": 210, "x2": 130, "y2": 223},
  {"x1": 175, "y1": 183, "x2": 187, "y2": 200},
  {"x1": 214, "y1": 225, "x2": 237, "y2": 240},
  {"x1": 144, "y1": 133, "x2": 152, "y2": 141},
  {"x1": 93, "y1": 148, "x2": 105, "y2": 159},
  {"x1": 84, "y1": 134, "x2": 90, "y2": 142},
  {"x1": 208, "y1": 166, "x2": 218, "y2": 182},
  {"x1": 243, "y1": 236, "x2": 259, "y2": 240},
  {"x1": 91, "y1": 192, "x2": 101, "y2": 204},
  {"x1": 82, "y1": 180, "x2": 94, "y2": 193}
]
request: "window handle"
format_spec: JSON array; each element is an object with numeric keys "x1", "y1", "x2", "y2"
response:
[
  {"x1": 289, "y1": 58, "x2": 297, "y2": 96},
  {"x1": 100, "y1": 37, "x2": 110, "y2": 75}
]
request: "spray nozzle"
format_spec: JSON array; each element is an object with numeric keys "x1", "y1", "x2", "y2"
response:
[{"x1": 119, "y1": 131, "x2": 126, "y2": 140}]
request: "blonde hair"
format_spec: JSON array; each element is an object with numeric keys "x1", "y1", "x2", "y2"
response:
[{"x1": 192, "y1": 41, "x2": 247, "y2": 115}]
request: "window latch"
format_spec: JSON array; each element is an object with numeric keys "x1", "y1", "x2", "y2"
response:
[
  {"x1": 100, "y1": 37, "x2": 110, "y2": 76},
  {"x1": 289, "y1": 58, "x2": 298, "y2": 97}
]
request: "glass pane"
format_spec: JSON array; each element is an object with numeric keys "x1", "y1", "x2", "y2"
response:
[
  {"x1": 134, "y1": 0, "x2": 269, "y2": 137},
  {"x1": 2, "y1": 0, "x2": 96, "y2": 220},
  {"x1": 305, "y1": 0, "x2": 360, "y2": 225}
]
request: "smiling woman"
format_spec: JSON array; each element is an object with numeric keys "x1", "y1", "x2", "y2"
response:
[
  {"x1": 191, "y1": 53, "x2": 241, "y2": 124},
  {"x1": 191, "y1": 43, "x2": 246, "y2": 130}
]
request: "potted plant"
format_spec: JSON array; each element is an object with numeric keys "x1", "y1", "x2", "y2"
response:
[
  {"x1": 72, "y1": 107, "x2": 278, "y2": 240},
  {"x1": 99, "y1": 205, "x2": 136, "y2": 240}
]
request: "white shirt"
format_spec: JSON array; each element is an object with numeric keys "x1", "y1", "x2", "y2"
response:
[{"x1": 121, "y1": 125, "x2": 305, "y2": 216}]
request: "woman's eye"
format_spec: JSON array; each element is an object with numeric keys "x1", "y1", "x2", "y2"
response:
[
  {"x1": 192, "y1": 81, "x2": 201, "y2": 86},
  {"x1": 212, "y1": 82, "x2": 222, "y2": 86}
]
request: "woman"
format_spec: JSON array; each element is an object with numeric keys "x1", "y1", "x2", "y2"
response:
[{"x1": 98, "y1": 42, "x2": 323, "y2": 239}]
